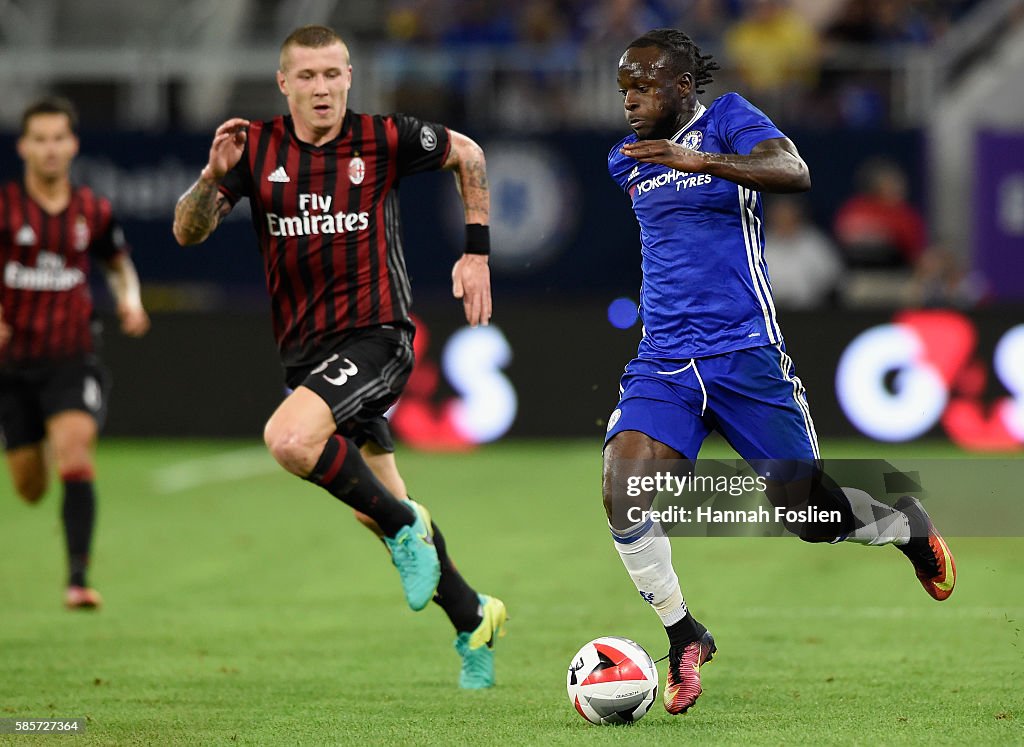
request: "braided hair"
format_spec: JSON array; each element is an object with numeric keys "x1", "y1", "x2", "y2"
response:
[{"x1": 627, "y1": 29, "x2": 720, "y2": 95}]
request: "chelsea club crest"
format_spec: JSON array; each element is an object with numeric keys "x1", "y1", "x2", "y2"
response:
[{"x1": 681, "y1": 130, "x2": 703, "y2": 151}]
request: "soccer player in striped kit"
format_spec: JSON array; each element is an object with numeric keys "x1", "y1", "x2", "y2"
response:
[
  {"x1": 174, "y1": 25, "x2": 505, "y2": 688},
  {"x1": 0, "y1": 97, "x2": 150, "y2": 609},
  {"x1": 604, "y1": 29, "x2": 956, "y2": 715}
]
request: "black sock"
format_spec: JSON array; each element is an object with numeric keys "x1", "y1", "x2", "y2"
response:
[
  {"x1": 767, "y1": 466, "x2": 857, "y2": 543},
  {"x1": 306, "y1": 435, "x2": 415, "y2": 537},
  {"x1": 429, "y1": 519, "x2": 482, "y2": 633},
  {"x1": 802, "y1": 475, "x2": 858, "y2": 543},
  {"x1": 666, "y1": 614, "x2": 705, "y2": 649},
  {"x1": 62, "y1": 476, "x2": 96, "y2": 588}
]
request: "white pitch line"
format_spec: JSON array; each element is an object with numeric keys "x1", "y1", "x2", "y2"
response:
[
  {"x1": 152, "y1": 446, "x2": 281, "y2": 494},
  {"x1": 736, "y1": 606, "x2": 1023, "y2": 620}
]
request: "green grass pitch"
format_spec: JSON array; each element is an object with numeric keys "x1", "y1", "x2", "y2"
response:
[{"x1": 1, "y1": 439, "x2": 1022, "y2": 745}]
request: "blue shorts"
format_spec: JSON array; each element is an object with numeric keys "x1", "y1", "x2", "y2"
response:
[{"x1": 604, "y1": 343, "x2": 819, "y2": 460}]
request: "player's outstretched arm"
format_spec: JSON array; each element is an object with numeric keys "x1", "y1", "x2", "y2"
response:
[
  {"x1": 102, "y1": 253, "x2": 150, "y2": 337},
  {"x1": 444, "y1": 130, "x2": 492, "y2": 327},
  {"x1": 173, "y1": 118, "x2": 249, "y2": 246},
  {"x1": 621, "y1": 137, "x2": 811, "y2": 193}
]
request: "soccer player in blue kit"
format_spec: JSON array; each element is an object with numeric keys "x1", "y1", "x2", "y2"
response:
[{"x1": 603, "y1": 29, "x2": 956, "y2": 715}]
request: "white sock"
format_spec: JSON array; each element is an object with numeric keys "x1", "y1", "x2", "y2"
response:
[
  {"x1": 610, "y1": 518, "x2": 687, "y2": 625},
  {"x1": 839, "y1": 487, "x2": 911, "y2": 546}
]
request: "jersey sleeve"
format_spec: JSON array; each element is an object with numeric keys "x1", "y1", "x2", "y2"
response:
[
  {"x1": 89, "y1": 199, "x2": 130, "y2": 261},
  {"x1": 391, "y1": 113, "x2": 451, "y2": 176},
  {"x1": 218, "y1": 139, "x2": 252, "y2": 205},
  {"x1": 607, "y1": 136, "x2": 634, "y2": 192},
  {"x1": 717, "y1": 93, "x2": 787, "y2": 156}
]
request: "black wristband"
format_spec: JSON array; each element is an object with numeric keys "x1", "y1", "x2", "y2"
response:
[{"x1": 465, "y1": 223, "x2": 490, "y2": 255}]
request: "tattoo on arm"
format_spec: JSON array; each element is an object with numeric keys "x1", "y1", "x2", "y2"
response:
[
  {"x1": 457, "y1": 155, "x2": 490, "y2": 224},
  {"x1": 173, "y1": 179, "x2": 232, "y2": 245},
  {"x1": 444, "y1": 132, "x2": 490, "y2": 225}
]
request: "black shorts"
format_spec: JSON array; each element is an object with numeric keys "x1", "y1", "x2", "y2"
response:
[
  {"x1": 0, "y1": 357, "x2": 111, "y2": 451},
  {"x1": 286, "y1": 325, "x2": 415, "y2": 453}
]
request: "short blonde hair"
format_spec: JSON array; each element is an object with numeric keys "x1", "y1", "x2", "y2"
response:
[{"x1": 280, "y1": 25, "x2": 349, "y2": 70}]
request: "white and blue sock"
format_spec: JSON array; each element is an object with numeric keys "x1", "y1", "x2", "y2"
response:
[{"x1": 610, "y1": 518, "x2": 688, "y2": 626}]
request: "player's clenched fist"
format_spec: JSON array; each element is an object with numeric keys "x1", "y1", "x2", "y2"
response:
[{"x1": 118, "y1": 303, "x2": 150, "y2": 337}]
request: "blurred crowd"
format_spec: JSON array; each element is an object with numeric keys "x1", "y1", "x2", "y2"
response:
[
  {"x1": 382, "y1": 0, "x2": 980, "y2": 48},
  {"x1": 379, "y1": 0, "x2": 985, "y2": 128},
  {"x1": 765, "y1": 156, "x2": 988, "y2": 311},
  {"x1": 374, "y1": 0, "x2": 992, "y2": 311}
]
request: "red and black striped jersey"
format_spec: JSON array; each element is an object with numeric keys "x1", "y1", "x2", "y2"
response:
[
  {"x1": 0, "y1": 180, "x2": 128, "y2": 367},
  {"x1": 219, "y1": 111, "x2": 451, "y2": 368}
]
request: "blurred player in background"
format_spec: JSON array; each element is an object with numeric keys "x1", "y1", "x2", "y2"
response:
[
  {"x1": 0, "y1": 96, "x2": 150, "y2": 609},
  {"x1": 173, "y1": 25, "x2": 506, "y2": 689},
  {"x1": 604, "y1": 29, "x2": 955, "y2": 715}
]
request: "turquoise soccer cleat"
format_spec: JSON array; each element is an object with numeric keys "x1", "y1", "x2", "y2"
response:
[
  {"x1": 454, "y1": 594, "x2": 508, "y2": 689},
  {"x1": 383, "y1": 500, "x2": 441, "y2": 611}
]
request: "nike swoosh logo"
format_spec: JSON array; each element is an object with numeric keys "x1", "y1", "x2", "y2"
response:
[{"x1": 934, "y1": 535, "x2": 955, "y2": 591}]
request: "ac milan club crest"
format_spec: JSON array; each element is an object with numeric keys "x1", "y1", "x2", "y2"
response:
[
  {"x1": 348, "y1": 157, "x2": 365, "y2": 185},
  {"x1": 73, "y1": 216, "x2": 91, "y2": 251}
]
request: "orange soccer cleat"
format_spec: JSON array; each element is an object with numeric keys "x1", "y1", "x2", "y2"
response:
[
  {"x1": 64, "y1": 585, "x2": 102, "y2": 610},
  {"x1": 895, "y1": 496, "x2": 956, "y2": 601}
]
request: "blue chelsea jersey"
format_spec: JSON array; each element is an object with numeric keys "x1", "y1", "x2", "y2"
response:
[{"x1": 608, "y1": 93, "x2": 788, "y2": 360}]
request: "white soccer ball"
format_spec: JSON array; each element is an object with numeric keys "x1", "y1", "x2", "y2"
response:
[{"x1": 566, "y1": 636, "x2": 658, "y2": 725}]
